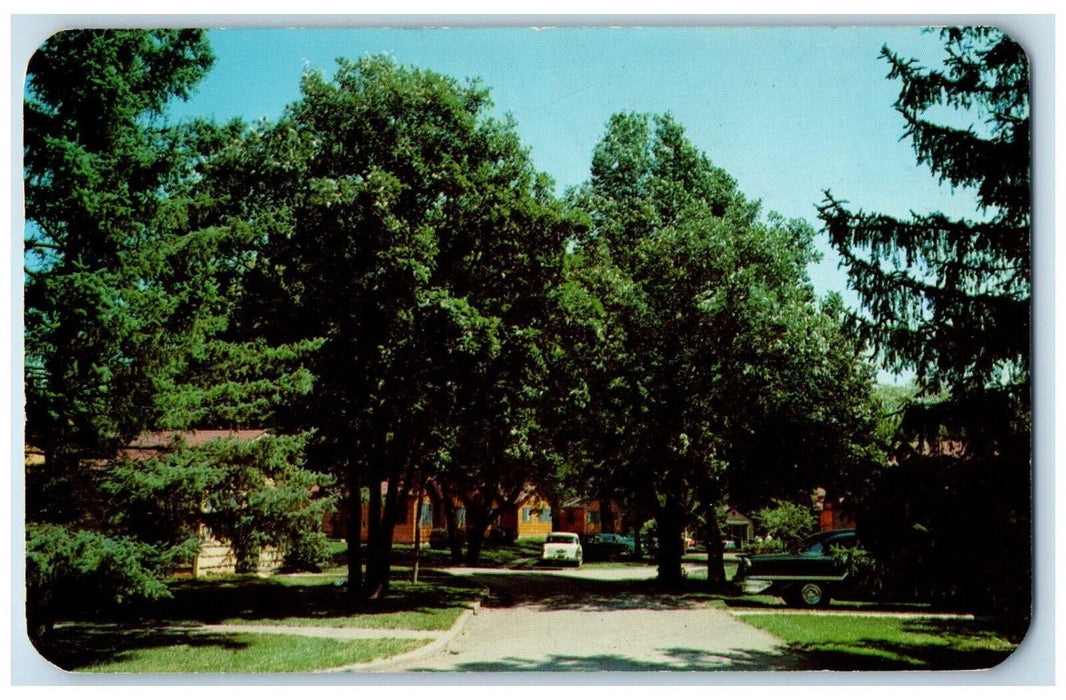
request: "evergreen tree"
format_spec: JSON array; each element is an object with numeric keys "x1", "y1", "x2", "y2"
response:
[
  {"x1": 24, "y1": 30, "x2": 328, "y2": 636},
  {"x1": 25, "y1": 28, "x2": 214, "y2": 496},
  {"x1": 24, "y1": 29, "x2": 214, "y2": 636},
  {"x1": 819, "y1": 27, "x2": 1030, "y2": 444},
  {"x1": 818, "y1": 27, "x2": 1031, "y2": 615}
]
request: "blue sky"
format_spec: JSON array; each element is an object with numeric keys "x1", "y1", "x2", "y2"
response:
[{"x1": 164, "y1": 25, "x2": 980, "y2": 311}]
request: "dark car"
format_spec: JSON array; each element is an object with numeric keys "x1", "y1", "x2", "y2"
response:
[
  {"x1": 582, "y1": 533, "x2": 635, "y2": 561},
  {"x1": 733, "y1": 529, "x2": 857, "y2": 607}
]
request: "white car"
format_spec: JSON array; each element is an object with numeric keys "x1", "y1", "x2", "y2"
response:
[{"x1": 541, "y1": 532, "x2": 583, "y2": 566}]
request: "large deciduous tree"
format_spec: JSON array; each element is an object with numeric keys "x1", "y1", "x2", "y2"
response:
[
  {"x1": 818, "y1": 27, "x2": 1031, "y2": 615},
  {"x1": 569, "y1": 113, "x2": 880, "y2": 586},
  {"x1": 225, "y1": 56, "x2": 573, "y2": 598}
]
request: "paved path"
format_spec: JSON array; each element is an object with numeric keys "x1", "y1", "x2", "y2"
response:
[{"x1": 367, "y1": 567, "x2": 805, "y2": 672}]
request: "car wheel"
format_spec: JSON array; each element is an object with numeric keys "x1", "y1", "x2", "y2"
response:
[{"x1": 798, "y1": 582, "x2": 830, "y2": 608}]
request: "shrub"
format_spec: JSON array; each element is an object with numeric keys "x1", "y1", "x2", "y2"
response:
[
  {"x1": 753, "y1": 499, "x2": 816, "y2": 551},
  {"x1": 429, "y1": 528, "x2": 464, "y2": 549},
  {"x1": 280, "y1": 530, "x2": 333, "y2": 573},
  {"x1": 25, "y1": 523, "x2": 191, "y2": 640},
  {"x1": 485, "y1": 527, "x2": 515, "y2": 546}
]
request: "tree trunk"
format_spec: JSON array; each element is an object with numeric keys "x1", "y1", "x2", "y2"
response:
[
  {"x1": 346, "y1": 468, "x2": 363, "y2": 601},
  {"x1": 600, "y1": 491, "x2": 615, "y2": 534},
  {"x1": 433, "y1": 481, "x2": 465, "y2": 564},
  {"x1": 364, "y1": 470, "x2": 383, "y2": 597},
  {"x1": 464, "y1": 511, "x2": 489, "y2": 567},
  {"x1": 366, "y1": 473, "x2": 402, "y2": 599},
  {"x1": 705, "y1": 505, "x2": 727, "y2": 587},
  {"x1": 412, "y1": 468, "x2": 424, "y2": 584},
  {"x1": 655, "y1": 502, "x2": 685, "y2": 588},
  {"x1": 444, "y1": 502, "x2": 464, "y2": 565}
]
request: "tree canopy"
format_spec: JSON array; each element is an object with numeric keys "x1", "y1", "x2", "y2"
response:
[
  {"x1": 26, "y1": 30, "x2": 909, "y2": 619},
  {"x1": 24, "y1": 30, "x2": 332, "y2": 636},
  {"x1": 819, "y1": 27, "x2": 1030, "y2": 448},
  {"x1": 818, "y1": 27, "x2": 1031, "y2": 615},
  {"x1": 213, "y1": 55, "x2": 576, "y2": 596},
  {"x1": 566, "y1": 113, "x2": 881, "y2": 585}
]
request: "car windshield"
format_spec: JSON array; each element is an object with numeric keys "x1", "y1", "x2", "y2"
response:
[
  {"x1": 546, "y1": 535, "x2": 576, "y2": 544},
  {"x1": 799, "y1": 532, "x2": 855, "y2": 555}
]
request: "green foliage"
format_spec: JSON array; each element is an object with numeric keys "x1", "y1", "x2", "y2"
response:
[
  {"x1": 213, "y1": 54, "x2": 578, "y2": 583},
  {"x1": 25, "y1": 523, "x2": 191, "y2": 639},
  {"x1": 564, "y1": 112, "x2": 882, "y2": 584},
  {"x1": 820, "y1": 28, "x2": 1029, "y2": 400},
  {"x1": 24, "y1": 29, "x2": 215, "y2": 464},
  {"x1": 280, "y1": 531, "x2": 334, "y2": 573},
  {"x1": 818, "y1": 28, "x2": 1031, "y2": 615},
  {"x1": 22, "y1": 28, "x2": 229, "y2": 626},
  {"x1": 752, "y1": 500, "x2": 817, "y2": 550},
  {"x1": 103, "y1": 433, "x2": 336, "y2": 574}
]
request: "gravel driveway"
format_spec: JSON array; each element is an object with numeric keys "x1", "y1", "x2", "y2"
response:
[{"x1": 373, "y1": 566, "x2": 805, "y2": 672}]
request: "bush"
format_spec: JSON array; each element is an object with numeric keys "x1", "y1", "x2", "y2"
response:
[
  {"x1": 25, "y1": 523, "x2": 190, "y2": 640},
  {"x1": 752, "y1": 499, "x2": 816, "y2": 551},
  {"x1": 429, "y1": 528, "x2": 464, "y2": 549},
  {"x1": 280, "y1": 530, "x2": 333, "y2": 573},
  {"x1": 639, "y1": 520, "x2": 658, "y2": 557},
  {"x1": 485, "y1": 527, "x2": 515, "y2": 546}
]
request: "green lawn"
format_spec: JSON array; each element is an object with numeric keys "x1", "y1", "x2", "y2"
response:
[
  {"x1": 31, "y1": 568, "x2": 483, "y2": 672},
  {"x1": 736, "y1": 613, "x2": 1020, "y2": 670},
  {"x1": 390, "y1": 539, "x2": 545, "y2": 568},
  {"x1": 220, "y1": 605, "x2": 466, "y2": 631},
  {"x1": 59, "y1": 630, "x2": 426, "y2": 673}
]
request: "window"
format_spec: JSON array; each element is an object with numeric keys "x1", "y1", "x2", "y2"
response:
[
  {"x1": 522, "y1": 507, "x2": 532, "y2": 522},
  {"x1": 540, "y1": 507, "x2": 552, "y2": 523},
  {"x1": 586, "y1": 511, "x2": 600, "y2": 525},
  {"x1": 455, "y1": 507, "x2": 466, "y2": 526}
]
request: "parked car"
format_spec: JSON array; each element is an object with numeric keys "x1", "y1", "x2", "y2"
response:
[
  {"x1": 733, "y1": 529, "x2": 857, "y2": 607},
  {"x1": 541, "y1": 532, "x2": 583, "y2": 566},
  {"x1": 582, "y1": 533, "x2": 635, "y2": 560}
]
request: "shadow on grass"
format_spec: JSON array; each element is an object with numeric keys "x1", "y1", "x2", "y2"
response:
[
  {"x1": 46, "y1": 569, "x2": 485, "y2": 628},
  {"x1": 759, "y1": 617, "x2": 1018, "y2": 671},
  {"x1": 720, "y1": 596, "x2": 938, "y2": 613},
  {"x1": 788, "y1": 639, "x2": 1015, "y2": 671},
  {"x1": 33, "y1": 625, "x2": 249, "y2": 672}
]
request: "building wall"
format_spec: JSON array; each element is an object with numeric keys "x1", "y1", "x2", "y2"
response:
[
  {"x1": 499, "y1": 496, "x2": 554, "y2": 538},
  {"x1": 557, "y1": 506, "x2": 586, "y2": 534},
  {"x1": 186, "y1": 532, "x2": 282, "y2": 578},
  {"x1": 323, "y1": 494, "x2": 436, "y2": 543}
]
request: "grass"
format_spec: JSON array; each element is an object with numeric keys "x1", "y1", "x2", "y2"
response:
[
  {"x1": 31, "y1": 567, "x2": 484, "y2": 672},
  {"x1": 51, "y1": 629, "x2": 426, "y2": 673},
  {"x1": 736, "y1": 613, "x2": 1020, "y2": 670},
  {"x1": 220, "y1": 605, "x2": 466, "y2": 631},
  {"x1": 390, "y1": 538, "x2": 545, "y2": 568}
]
